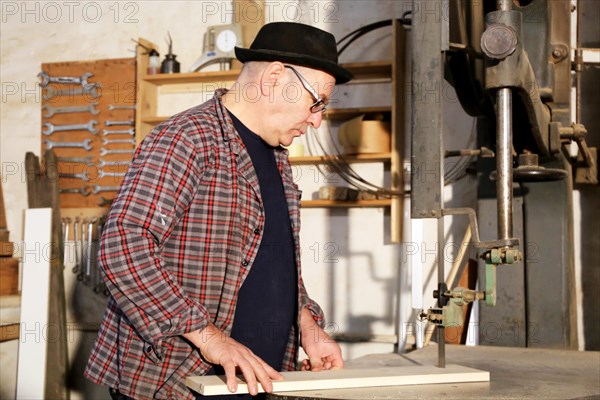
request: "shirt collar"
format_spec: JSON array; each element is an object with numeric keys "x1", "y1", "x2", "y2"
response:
[
  {"x1": 213, "y1": 88, "x2": 238, "y2": 143},
  {"x1": 212, "y1": 88, "x2": 289, "y2": 158}
]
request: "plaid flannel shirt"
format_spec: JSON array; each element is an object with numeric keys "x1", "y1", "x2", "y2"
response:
[{"x1": 84, "y1": 89, "x2": 325, "y2": 400}]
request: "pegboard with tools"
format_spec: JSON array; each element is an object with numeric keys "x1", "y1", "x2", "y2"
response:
[
  {"x1": 60, "y1": 208, "x2": 109, "y2": 329},
  {"x1": 39, "y1": 58, "x2": 136, "y2": 208}
]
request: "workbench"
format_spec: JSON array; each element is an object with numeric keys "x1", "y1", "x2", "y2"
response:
[{"x1": 267, "y1": 344, "x2": 600, "y2": 399}]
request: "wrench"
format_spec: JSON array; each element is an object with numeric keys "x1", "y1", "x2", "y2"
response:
[
  {"x1": 59, "y1": 186, "x2": 92, "y2": 196},
  {"x1": 92, "y1": 184, "x2": 121, "y2": 194},
  {"x1": 93, "y1": 218, "x2": 106, "y2": 293},
  {"x1": 62, "y1": 217, "x2": 71, "y2": 266},
  {"x1": 38, "y1": 71, "x2": 93, "y2": 87},
  {"x1": 45, "y1": 139, "x2": 93, "y2": 151},
  {"x1": 43, "y1": 120, "x2": 98, "y2": 135},
  {"x1": 56, "y1": 156, "x2": 95, "y2": 166},
  {"x1": 80, "y1": 217, "x2": 97, "y2": 284},
  {"x1": 98, "y1": 159, "x2": 130, "y2": 168},
  {"x1": 42, "y1": 102, "x2": 100, "y2": 118},
  {"x1": 103, "y1": 128, "x2": 135, "y2": 136},
  {"x1": 108, "y1": 105, "x2": 136, "y2": 111},
  {"x1": 72, "y1": 217, "x2": 81, "y2": 273},
  {"x1": 99, "y1": 147, "x2": 134, "y2": 156},
  {"x1": 59, "y1": 171, "x2": 90, "y2": 182},
  {"x1": 44, "y1": 83, "x2": 100, "y2": 100},
  {"x1": 98, "y1": 170, "x2": 126, "y2": 179},
  {"x1": 62, "y1": 217, "x2": 70, "y2": 243},
  {"x1": 78, "y1": 217, "x2": 90, "y2": 281},
  {"x1": 105, "y1": 120, "x2": 134, "y2": 127},
  {"x1": 102, "y1": 137, "x2": 135, "y2": 146},
  {"x1": 97, "y1": 196, "x2": 115, "y2": 207},
  {"x1": 78, "y1": 218, "x2": 89, "y2": 282}
]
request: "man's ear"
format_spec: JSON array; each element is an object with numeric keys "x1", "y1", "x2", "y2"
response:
[{"x1": 259, "y1": 62, "x2": 285, "y2": 97}]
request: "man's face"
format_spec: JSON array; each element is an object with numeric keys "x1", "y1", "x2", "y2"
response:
[{"x1": 269, "y1": 66, "x2": 336, "y2": 147}]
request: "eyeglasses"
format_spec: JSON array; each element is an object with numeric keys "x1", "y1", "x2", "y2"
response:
[{"x1": 284, "y1": 65, "x2": 327, "y2": 113}]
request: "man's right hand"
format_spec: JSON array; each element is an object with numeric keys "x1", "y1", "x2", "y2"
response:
[{"x1": 183, "y1": 323, "x2": 283, "y2": 396}]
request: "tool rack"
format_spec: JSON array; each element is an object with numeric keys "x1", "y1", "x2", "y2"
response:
[{"x1": 40, "y1": 58, "x2": 136, "y2": 208}]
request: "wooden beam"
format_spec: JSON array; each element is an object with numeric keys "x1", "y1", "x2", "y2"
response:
[
  {"x1": 0, "y1": 257, "x2": 19, "y2": 295},
  {"x1": 390, "y1": 21, "x2": 408, "y2": 243},
  {"x1": 135, "y1": 37, "x2": 159, "y2": 142},
  {"x1": 0, "y1": 180, "x2": 7, "y2": 236},
  {"x1": 0, "y1": 294, "x2": 20, "y2": 342},
  {"x1": 186, "y1": 364, "x2": 489, "y2": 396},
  {"x1": 0, "y1": 323, "x2": 19, "y2": 342},
  {"x1": 301, "y1": 199, "x2": 391, "y2": 208},
  {"x1": 234, "y1": 0, "x2": 264, "y2": 48},
  {"x1": 23, "y1": 151, "x2": 69, "y2": 399}
]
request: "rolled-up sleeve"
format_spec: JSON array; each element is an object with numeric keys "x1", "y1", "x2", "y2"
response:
[{"x1": 299, "y1": 277, "x2": 326, "y2": 328}]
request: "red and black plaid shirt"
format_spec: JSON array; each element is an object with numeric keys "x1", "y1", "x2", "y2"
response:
[{"x1": 85, "y1": 90, "x2": 325, "y2": 400}]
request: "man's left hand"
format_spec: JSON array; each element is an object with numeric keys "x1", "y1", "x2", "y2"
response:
[{"x1": 299, "y1": 307, "x2": 344, "y2": 372}]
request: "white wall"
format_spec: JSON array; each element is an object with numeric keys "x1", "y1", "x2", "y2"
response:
[{"x1": 0, "y1": 0, "x2": 478, "y2": 398}]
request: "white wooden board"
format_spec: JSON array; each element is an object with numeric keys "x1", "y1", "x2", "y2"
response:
[
  {"x1": 16, "y1": 208, "x2": 53, "y2": 399},
  {"x1": 186, "y1": 364, "x2": 490, "y2": 396}
]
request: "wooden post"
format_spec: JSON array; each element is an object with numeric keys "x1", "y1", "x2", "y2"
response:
[
  {"x1": 135, "y1": 38, "x2": 159, "y2": 142},
  {"x1": 23, "y1": 151, "x2": 69, "y2": 400},
  {"x1": 0, "y1": 180, "x2": 8, "y2": 242},
  {"x1": 0, "y1": 181, "x2": 19, "y2": 296},
  {"x1": 234, "y1": 0, "x2": 264, "y2": 47},
  {"x1": 391, "y1": 20, "x2": 408, "y2": 243},
  {"x1": 233, "y1": 0, "x2": 264, "y2": 69}
]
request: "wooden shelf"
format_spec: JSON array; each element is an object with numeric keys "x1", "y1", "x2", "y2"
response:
[
  {"x1": 142, "y1": 70, "x2": 241, "y2": 85},
  {"x1": 141, "y1": 115, "x2": 170, "y2": 125},
  {"x1": 138, "y1": 60, "x2": 393, "y2": 129},
  {"x1": 325, "y1": 106, "x2": 391, "y2": 121},
  {"x1": 0, "y1": 323, "x2": 19, "y2": 342},
  {"x1": 135, "y1": 24, "x2": 405, "y2": 234},
  {"x1": 0, "y1": 294, "x2": 20, "y2": 342},
  {"x1": 290, "y1": 153, "x2": 391, "y2": 165},
  {"x1": 301, "y1": 199, "x2": 391, "y2": 208},
  {"x1": 140, "y1": 61, "x2": 391, "y2": 86},
  {"x1": 142, "y1": 107, "x2": 392, "y2": 127},
  {"x1": 342, "y1": 60, "x2": 392, "y2": 80}
]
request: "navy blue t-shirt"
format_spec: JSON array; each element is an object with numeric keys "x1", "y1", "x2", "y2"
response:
[{"x1": 201, "y1": 111, "x2": 298, "y2": 399}]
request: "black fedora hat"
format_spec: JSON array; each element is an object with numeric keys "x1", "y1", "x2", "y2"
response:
[{"x1": 235, "y1": 22, "x2": 353, "y2": 84}]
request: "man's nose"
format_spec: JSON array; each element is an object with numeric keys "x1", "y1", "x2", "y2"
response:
[{"x1": 307, "y1": 111, "x2": 323, "y2": 129}]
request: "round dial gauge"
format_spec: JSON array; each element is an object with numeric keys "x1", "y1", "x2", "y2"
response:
[{"x1": 216, "y1": 29, "x2": 237, "y2": 53}]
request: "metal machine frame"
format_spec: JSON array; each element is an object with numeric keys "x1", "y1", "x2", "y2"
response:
[{"x1": 411, "y1": 0, "x2": 595, "y2": 366}]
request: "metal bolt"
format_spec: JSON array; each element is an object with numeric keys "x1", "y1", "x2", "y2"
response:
[
  {"x1": 518, "y1": 153, "x2": 538, "y2": 167},
  {"x1": 552, "y1": 46, "x2": 567, "y2": 60},
  {"x1": 481, "y1": 23, "x2": 518, "y2": 60}
]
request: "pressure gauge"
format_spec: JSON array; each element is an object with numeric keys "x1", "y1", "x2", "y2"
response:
[
  {"x1": 189, "y1": 24, "x2": 243, "y2": 72},
  {"x1": 216, "y1": 29, "x2": 238, "y2": 53}
]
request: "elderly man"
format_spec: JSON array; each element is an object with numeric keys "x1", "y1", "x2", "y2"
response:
[{"x1": 85, "y1": 22, "x2": 353, "y2": 400}]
